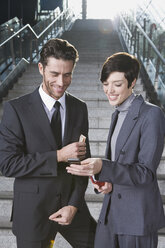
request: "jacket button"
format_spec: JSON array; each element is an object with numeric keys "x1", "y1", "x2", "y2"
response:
[
  {"x1": 120, "y1": 150, "x2": 125, "y2": 155},
  {"x1": 118, "y1": 193, "x2": 122, "y2": 199}
]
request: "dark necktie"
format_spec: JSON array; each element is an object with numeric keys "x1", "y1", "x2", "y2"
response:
[{"x1": 51, "y1": 101, "x2": 62, "y2": 149}]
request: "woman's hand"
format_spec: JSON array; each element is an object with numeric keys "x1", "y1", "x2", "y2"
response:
[
  {"x1": 66, "y1": 158, "x2": 102, "y2": 176},
  {"x1": 94, "y1": 182, "x2": 113, "y2": 194}
]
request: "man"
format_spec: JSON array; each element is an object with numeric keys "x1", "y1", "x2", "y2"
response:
[
  {"x1": 0, "y1": 38, "x2": 96, "y2": 248},
  {"x1": 67, "y1": 52, "x2": 165, "y2": 248}
]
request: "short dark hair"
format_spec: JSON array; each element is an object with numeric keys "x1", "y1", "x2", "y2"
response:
[
  {"x1": 100, "y1": 52, "x2": 140, "y2": 88},
  {"x1": 39, "y1": 38, "x2": 79, "y2": 67}
]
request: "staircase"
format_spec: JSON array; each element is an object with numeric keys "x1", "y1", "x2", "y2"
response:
[{"x1": 0, "y1": 19, "x2": 164, "y2": 248}]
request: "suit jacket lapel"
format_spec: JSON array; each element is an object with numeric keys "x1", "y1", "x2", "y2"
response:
[
  {"x1": 28, "y1": 88, "x2": 57, "y2": 149},
  {"x1": 63, "y1": 93, "x2": 74, "y2": 146},
  {"x1": 115, "y1": 95, "x2": 144, "y2": 161},
  {"x1": 105, "y1": 109, "x2": 119, "y2": 159}
]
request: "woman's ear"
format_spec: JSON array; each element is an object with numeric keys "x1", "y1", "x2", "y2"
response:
[{"x1": 131, "y1": 78, "x2": 136, "y2": 89}]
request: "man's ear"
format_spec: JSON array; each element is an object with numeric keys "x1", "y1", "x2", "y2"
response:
[
  {"x1": 38, "y1": 62, "x2": 43, "y2": 76},
  {"x1": 131, "y1": 78, "x2": 136, "y2": 89}
]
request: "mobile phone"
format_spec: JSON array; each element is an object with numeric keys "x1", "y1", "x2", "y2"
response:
[
  {"x1": 90, "y1": 176, "x2": 105, "y2": 187},
  {"x1": 68, "y1": 158, "x2": 80, "y2": 165}
]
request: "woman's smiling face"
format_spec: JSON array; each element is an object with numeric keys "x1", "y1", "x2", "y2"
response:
[{"x1": 103, "y1": 71, "x2": 135, "y2": 106}]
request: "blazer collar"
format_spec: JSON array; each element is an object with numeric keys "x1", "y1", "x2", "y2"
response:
[
  {"x1": 115, "y1": 94, "x2": 144, "y2": 160},
  {"x1": 63, "y1": 92, "x2": 75, "y2": 146},
  {"x1": 105, "y1": 95, "x2": 144, "y2": 159},
  {"x1": 28, "y1": 88, "x2": 57, "y2": 149},
  {"x1": 105, "y1": 109, "x2": 119, "y2": 159}
]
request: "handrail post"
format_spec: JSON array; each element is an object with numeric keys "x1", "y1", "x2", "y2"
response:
[
  {"x1": 133, "y1": 26, "x2": 137, "y2": 54},
  {"x1": 137, "y1": 30, "x2": 140, "y2": 58},
  {"x1": 130, "y1": 23, "x2": 134, "y2": 53},
  {"x1": 155, "y1": 33, "x2": 165, "y2": 85},
  {"x1": 143, "y1": 18, "x2": 146, "y2": 62},
  {"x1": 10, "y1": 39, "x2": 16, "y2": 68},
  {"x1": 29, "y1": 32, "x2": 33, "y2": 63},
  {"x1": 147, "y1": 23, "x2": 156, "y2": 63},
  {"x1": 63, "y1": 12, "x2": 66, "y2": 31},
  {"x1": 19, "y1": 35, "x2": 23, "y2": 59},
  {"x1": 82, "y1": 0, "x2": 87, "y2": 19}
]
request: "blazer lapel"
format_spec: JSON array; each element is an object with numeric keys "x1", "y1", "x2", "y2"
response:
[
  {"x1": 63, "y1": 93, "x2": 74, "y2": 146},
  {"x1": 115, "y1": 95, "x2": 144, "y2": 160},
  {"x1": 28, "y1": 88, "x2": 57, "y2": 149},
  {"x1": 105, "y1": 109, "x2": 119, "y2": 159}
]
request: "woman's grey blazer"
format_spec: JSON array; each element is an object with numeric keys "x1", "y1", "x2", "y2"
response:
[{"x1": 97, "y1": 95, "x2": 165, "y2": 235}]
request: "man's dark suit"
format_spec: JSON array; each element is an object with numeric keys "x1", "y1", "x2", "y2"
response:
[
  {"x1": 0, "y1": 88, "x2": 96, "y2": 243},
  {"x1": 95, "y1": 95, "x2": 165, "y2": 246}
]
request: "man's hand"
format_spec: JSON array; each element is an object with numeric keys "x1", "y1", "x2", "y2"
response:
[
  {"x1": 94, "y1": 182, "x2": 113, "y2": 194},
  {"x1": 57, "y1": 142, "x2": 86, "y2": 162},
  {"x1": 49, "y1": 206, "x2": 77, "y2": 225},
  {"x1": 66, "y1": 158, "x2": 102, "y2": 176}
]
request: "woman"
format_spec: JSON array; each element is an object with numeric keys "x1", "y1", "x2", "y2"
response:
[{"x1": 67, "y1": 52, "x2": 165, "y2": 248}]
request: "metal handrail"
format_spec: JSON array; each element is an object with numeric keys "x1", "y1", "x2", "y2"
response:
[
  {"x1": 0, "y1": 7, "x2": 74, "y2": 81},
  {"x1": 0, "y1": 17, "x2": 22, "y2": 43},
  {"x1": 136, "y1": 23, "x2": 165, "y2": 64},
  {"x1": 119, "y1": 14, "x2": 165, "y2": 64},
  {"x1": 0, "y1": 8, "x2": 73, "y2": 48},
  {"x1": 0, "y1": 7, "x2": 75, "y2": 99},
  {"x1": 0, "y1": 58, "x2": 29, "y2": 99},
  {"x1": 136, "y1": 0, "x2": 165, "y2": 30},
  {"x1": 117, "y1": 12, "x2": 165, "y2": 110},
  {"x1": 120, "y1": 15, "x2": 132, "y2": 38}
]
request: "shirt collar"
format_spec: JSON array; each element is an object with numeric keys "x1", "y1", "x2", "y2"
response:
[{"x1": 39, "y1": 84, "x2": 65, "y2": 111}]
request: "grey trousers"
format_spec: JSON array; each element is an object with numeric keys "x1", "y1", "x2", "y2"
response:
[{"x1": 94, "y1": 220, "x2": 158, "y2": 248}]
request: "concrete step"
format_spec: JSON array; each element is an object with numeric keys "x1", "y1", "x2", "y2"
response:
[
  {"x1": 158, "y1": 174, "x2": 165, "y2": 195},
  {"x1": 88, "y1": 107, "x2": 113, "y2": 117},
  {"x1": 2, "y1": 83, "x2": 146, "y2": 102},
  {"x1": 89, "y1": 128, "x2": 109, "y2": 141},
  {"x1": 21, "y1": 62, "x2": 147, "y2": 79},
  {"x1": 90, "y1": 141, "x2": 107, "y2": 156},
  {"x1": 8, "y1": 80, "x2": 144, "y2": 96},
  {"x1": 10, "y1": 80, "x2": 145, "y2": 93},
  {"x1": 15, "y1": 67, "x2": 143, "y2": 81},
  {"x1": 19, "y1": 63, "x2": 102, "y2": 75},
  {"x1": 158, "y1": 158, "x2": 165, "y2": 174},
  {"x1": 89, "y1": 116, "x2": 111, "y2": 128},
  {"x1": 2, "y1": 90, "x2": 107, "y2": 101}
]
